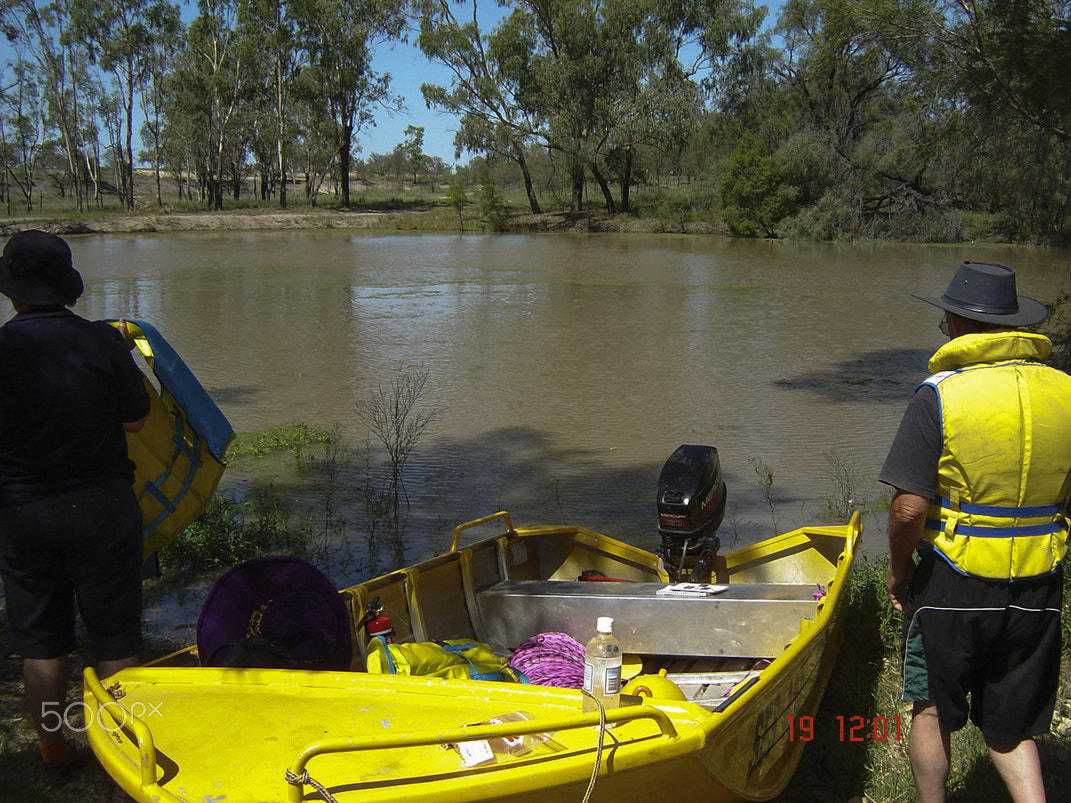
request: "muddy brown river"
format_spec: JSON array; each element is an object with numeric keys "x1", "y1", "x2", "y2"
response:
[{"x1": 60, "y1": 231, "x2": 1070, "y2": 595}]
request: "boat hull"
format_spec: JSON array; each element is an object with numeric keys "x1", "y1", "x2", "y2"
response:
[{"x1": 84, "y1": 513, "x2": 860, "y2": 803}]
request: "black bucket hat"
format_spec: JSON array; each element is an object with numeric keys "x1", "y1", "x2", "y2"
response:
[
  {"x1": 914, "y1": 260, "x2": 1047, "y2": 327},
  {"x1": 0, "y1": 230, "x2": 84, "y2": 306}
]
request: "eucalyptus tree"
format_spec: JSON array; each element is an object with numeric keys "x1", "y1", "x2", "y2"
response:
[
  {"x1": 401, "y1": 124, "x2": 427, "y2": 184},
  {"x1": 880, "y1": 0, "x2": 1071, "y2": 242},
  {"x1": 290, "y1": 0, "x2": 405, "y2": 208},
  {"x1": 774, "y1": 0, "x2": 910, "y2": 157},
  {"x1": 159, "y1": 47, "x2": 210, "y2": 202},
  {"x1": 420, "y1": 1, "x2": 757, "y2": 214},
  {"x1": 417, "y1": 0, "x2": 544, "y2": 212},
  {"x1": 0, "y1": 57, "x2": 44, "y2": 211},
  {"x1": 238, "y1": 0, "x2": 301, "y2": 207},
  {"x1": 138, "y1": 4, "x2": 184, "y2": 205},
  {"x1": 68, "y1": 0, "x2": 181, "y2": 210},
  {"x1": 637, "y1": 0, "x2": 767, "y2": 193},
  {"x1": 513, "y1": 0, "x2": 654, "y2": 212},
  {"x1": 762, "y1": 0, "x2": 956, "y2": 237},
  {"x1": 290, "y1": 64, "x2": 338, "y2": 205},
  {"x1": 523, "y1": 0, "x2": 755, "y2": 214},
  {"x1": 0, "y1": 0, "x2": 90, "y2": 208},
  {"x1": 893, "y1": 0, "x2": 1071, "y2": 144},
  {"x1": 180, "y1": 0, "x2": 246, "y2": 210},
  {"x1": 244, "y1": 79, "x2": 286, "y2": 200}
]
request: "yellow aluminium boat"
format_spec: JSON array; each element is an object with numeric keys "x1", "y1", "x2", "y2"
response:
[{"x1": 83, "y1": 506, "x2": 860, "y2": 802}]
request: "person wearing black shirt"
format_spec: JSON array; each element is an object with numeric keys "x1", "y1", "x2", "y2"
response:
[{"x1": 0, "y1": 230, "x2": 150, "y2": 776}]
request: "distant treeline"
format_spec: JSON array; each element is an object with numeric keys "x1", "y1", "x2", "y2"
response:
[{"x1": 1, "y1": 1, "x2": 1069, "y2": 245}]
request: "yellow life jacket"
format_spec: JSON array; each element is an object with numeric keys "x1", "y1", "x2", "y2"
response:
[
  {"x1": 365, "y1": 637, "x2": 518, "y2": 682},
  {"x1": 921, "y1": 331, "x2": 1071, "y2": 580}
]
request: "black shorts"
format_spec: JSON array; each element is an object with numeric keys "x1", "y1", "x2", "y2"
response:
[
  {"x1": 0, "y1": 477, "x2": 143, "y2": 661},
  {"x1": 901, "y1": 550, "x2": 1062, "y2": 745}
]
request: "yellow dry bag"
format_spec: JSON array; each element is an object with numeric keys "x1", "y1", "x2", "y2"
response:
[{"x1": 110, "y1": 319, "x2": 234, "y2": 571}]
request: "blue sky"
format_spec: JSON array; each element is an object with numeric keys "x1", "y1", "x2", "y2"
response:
[{"x1": 363, "y1": 27, "x2": 482, "y2": 164}]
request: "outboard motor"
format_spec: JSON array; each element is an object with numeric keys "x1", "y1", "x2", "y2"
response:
[{"x1": 656, "y1": 445, "x2": 727, "y2": 582}]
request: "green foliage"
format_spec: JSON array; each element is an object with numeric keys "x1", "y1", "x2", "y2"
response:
[
  {"x1": 720, "y1": 132, "x2": 794, "y2": 236},
  {"x1": 477, "y1": 168, "x2": 511, "y2": 231},
  {"x1": 5, "y1": 0, "x2": 1071, "y2": 243},
  {"x1": 447, "y1": 178, "x2": 469, "y2": 232},
  {"x1": 161, "y1": 491, "x2": 312, "y2": 574},
  {"x1": 793, "y1": 549, "x2": 1071, "y2": 801},
  {"x1": 634, "y1": 186, "x2": 722, "y2": 233},
  {"x1": 1042, "y1": 287, "x2": 1071, "y2": 373},
  {"x1": 776, "y1": 190, "x2": 865, "y2": 242},
  {"x1": 820, "y1": 447, "x2": 884, "y2": 522},
  {"x1": 240, "y1": 422, "x2": 333, "y2": 459},
  {"x1": 783, "y1": 554, "x2": 895, "y2": 798}
]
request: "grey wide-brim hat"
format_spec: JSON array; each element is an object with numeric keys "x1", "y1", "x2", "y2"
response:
[
  {"x1": 0, "y1": 229, "x2": 84, "y2": 306},
  {"x1": 914, "y1": 260, "x2": 1048, "y2": 327}
]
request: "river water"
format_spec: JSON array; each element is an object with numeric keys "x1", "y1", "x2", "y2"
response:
[{"x1": 65, "y1": 231, "x2": 1070, "y2": 588}]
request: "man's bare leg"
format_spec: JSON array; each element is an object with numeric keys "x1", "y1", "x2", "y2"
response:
[
  {"x1": 98, "y1": 655, "x2": 139, "y2": 680},
  {"x1": 987, "y1": 737, "x2": 1046, "y2": 803},
  {"x1": 910, "y1": 701, "x2": 951, "y2": 803},
  {"x1": 24, "y1": 656, "x2": 70, "y2": 757}
]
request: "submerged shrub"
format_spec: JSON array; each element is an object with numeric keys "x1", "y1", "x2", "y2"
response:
[
  {"x1": 161, "y1": 491, "x2": 312, "y2": 574},
  {"x1": 245, "y1": 422, "x2": 332, "y2": 458}
]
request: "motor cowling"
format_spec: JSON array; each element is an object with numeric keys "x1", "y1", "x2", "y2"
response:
[{"x1": 656, "y1": 445, "x2": 727, "y2": 581}]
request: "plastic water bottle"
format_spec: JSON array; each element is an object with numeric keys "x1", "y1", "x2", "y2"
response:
[{"x1": 582, "y1": 616, "x2": 622, "y2": 713}]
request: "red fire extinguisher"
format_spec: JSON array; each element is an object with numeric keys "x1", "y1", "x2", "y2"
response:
[{"x1": 364, "y1": 597, "x2": 395, "y2": 643}]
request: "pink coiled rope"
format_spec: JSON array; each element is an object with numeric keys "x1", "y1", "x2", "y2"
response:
[{"x1": 509, "y1": 632, "x2": 586, "y2": 688}]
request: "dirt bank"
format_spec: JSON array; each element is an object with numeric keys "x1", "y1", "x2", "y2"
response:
[
  {"x1": 0, "y1": 208, "x2": 404, "y2": 237},
  {"x1": 0, "y1": 206, "x2": 713, "y2": 237}
]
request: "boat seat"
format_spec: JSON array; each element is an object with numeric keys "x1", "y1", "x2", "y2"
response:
[{"x1": 477, "y1": 580, "x2": 820, "y2": 659}]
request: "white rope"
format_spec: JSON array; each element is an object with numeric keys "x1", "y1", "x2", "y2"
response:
[{"x1": 579, "y1": 690, "x2": 608, "y2": 803}]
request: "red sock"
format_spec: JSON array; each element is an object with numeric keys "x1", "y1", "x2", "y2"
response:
[{"x1": 40, "y1": 737, "x2": 69, "y2": 763}]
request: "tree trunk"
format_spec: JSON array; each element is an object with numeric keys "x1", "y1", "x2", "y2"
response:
[
  {"x1": 339, "y1": 122, "x2": 353, "y2": 208},
  {"x1": 124, "y1": 67, "x2": 135, "y2": 210},
  {"x1": 276, "y1": 58, "x2": 288, "y2": 209},
  {"x1": 513, "y1": 143, "x2": 541, "y2": 214},
  {"x1": 570, "y1": 161, "x2": 585, "y2": 212},
  {"x1": 590, "y1": 161, "x2": 616, "y2": 214},
  {"x1": 619, "y1": 146, "x2": 633, "y2": 214}
]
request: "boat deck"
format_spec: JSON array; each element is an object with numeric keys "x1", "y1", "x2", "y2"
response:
[{"x1": 85, "y1": 665, "x2": 708, "y2": 803}]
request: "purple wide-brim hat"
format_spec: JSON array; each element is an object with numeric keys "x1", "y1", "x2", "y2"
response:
[{"x1": 196, "y1": 556, "x2": 352, "y2": 671}]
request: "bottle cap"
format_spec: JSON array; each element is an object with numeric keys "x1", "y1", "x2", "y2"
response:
[{"x1": 596, "y1": 616, "x2": 614, "y2": 633}]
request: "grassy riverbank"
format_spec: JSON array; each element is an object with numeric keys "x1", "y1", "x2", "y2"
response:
[
  {"x1": 780, "y1": 555, "x2": 1071, "y2": 802},
  {"x1": 0, "y1": 173, "x2": 1018, "y2": 241},
  {"x1": 0, "y1": 177, "x2": 720, "y2": 238},
  {"x1": 0, "y1": 202, "x2": 727, "y2": 239}
]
